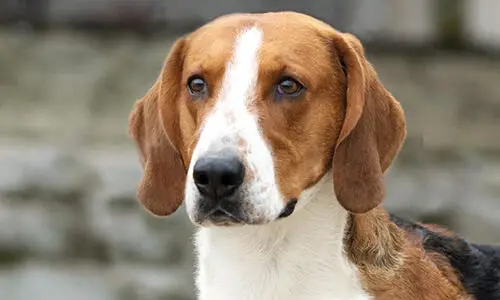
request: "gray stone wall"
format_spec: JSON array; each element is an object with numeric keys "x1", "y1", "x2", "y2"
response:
[
  {"x1": 2, "y1": 0, "x2": 500, "y2": 50},
  {"x1": 1, "y1": 27, "x2": 500, "y2": 299}
]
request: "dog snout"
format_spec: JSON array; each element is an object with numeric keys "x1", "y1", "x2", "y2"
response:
[{"x1": 193, "y1": 150, "x2": 245, "y2": 201}]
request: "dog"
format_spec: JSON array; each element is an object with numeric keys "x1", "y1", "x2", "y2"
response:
[{"x1": 128, "y1": 11, "x2": 500, "y2": 300}]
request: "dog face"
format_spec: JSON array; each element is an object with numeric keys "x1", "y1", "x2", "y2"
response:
[{"x1": 128, "y1": 12, "x2": 406, "y2": 226}]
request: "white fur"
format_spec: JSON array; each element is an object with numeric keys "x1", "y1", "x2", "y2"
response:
[
  {"x1": 185, "y1": 27, "x2": 284, "y2": 224},
  {"x1": 195, "y1": 172, "x2": 371, "y2": 300}
]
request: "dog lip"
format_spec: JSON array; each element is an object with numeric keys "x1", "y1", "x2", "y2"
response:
[
  {"x1": 207, "y1": 206, "x2": 244, "y2": 223},
  {"x1": 278, "y1": 199, "x2": 298, "y2": 219}
]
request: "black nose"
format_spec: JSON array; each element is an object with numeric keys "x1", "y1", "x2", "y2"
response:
[{"x1": 193, "y1": 151, "x2": 245, "y2": 200}]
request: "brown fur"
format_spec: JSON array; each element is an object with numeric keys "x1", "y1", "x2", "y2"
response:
[
  {"x1": 330, "y1": 31, "x2": 406, "y2": 214},
  {"x1": 128, "y1": 39, "x2": 188, "y2": 216},
  {"x1": 347, "y1": 210, "x2": 471, "y2": 299},
  {"x1": 128, "y1": 11, "x2": 471, "y2": 299}
]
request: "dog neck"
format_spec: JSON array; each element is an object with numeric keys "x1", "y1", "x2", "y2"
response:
[{"x1": 194, "y1": 172, "x2": 371, "y2": 300}]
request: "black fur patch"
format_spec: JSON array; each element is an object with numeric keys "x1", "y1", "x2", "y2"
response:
[{"x1": 390, "y1": 214, "x2": 500, "y2": 300}]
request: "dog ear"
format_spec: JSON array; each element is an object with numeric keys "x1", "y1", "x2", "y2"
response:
[
  {"x1": 128, "y1": 39, "x2": 187, "y2": 217},
  {"x1": 332, "y1": 33, "x2": 406, "y2": 214}
]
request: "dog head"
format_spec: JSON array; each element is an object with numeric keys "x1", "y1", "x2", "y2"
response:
[{"x1": 129, "y1": 12, "x2": 406, "y2": 226}]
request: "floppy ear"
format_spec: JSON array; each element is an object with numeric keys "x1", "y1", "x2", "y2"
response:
[
  {"x1": 332, "y1": 33, "x2": 406, "y2": 214},
  {"x1": 128, "y1": 39, "x2": 187, "y2": 217}
]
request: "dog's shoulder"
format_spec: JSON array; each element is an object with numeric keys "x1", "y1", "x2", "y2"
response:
[{"x1": 390, "y1": 214, "x2": 500, "y2": 300}]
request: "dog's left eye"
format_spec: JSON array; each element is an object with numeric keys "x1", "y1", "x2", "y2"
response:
[
  {"x1": 187, "y1": 76, "x2": 208, "y2": 96},
  {"x1": 275, "y1": 77, "x2": 305, "y2": 98}
]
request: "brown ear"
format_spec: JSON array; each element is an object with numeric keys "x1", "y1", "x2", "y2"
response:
[
  {"x1": 332, "y1": 33, "x2": 406, "y2": 214},
  {"x1": 128, "y1": 39, "x2": 187, "y2": 217}
]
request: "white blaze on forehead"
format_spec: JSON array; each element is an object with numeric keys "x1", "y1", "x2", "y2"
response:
[
  {"x1": 185, "y1": 26, "x2": 284, "y2": 221},
  {"x1": 221, "y1": 26, "x2": 262, "y2": 106},
  {"x1": 191, "y1": 26, "x2": 264, "y2": 154}
]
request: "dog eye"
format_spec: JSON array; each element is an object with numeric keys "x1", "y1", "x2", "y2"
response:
[
  {"x1": 187, "y1": 76, "x2": 208, "y2": 96},
  {"x1": 276, "y1": 77, "x2": 304, "y2": 98}
]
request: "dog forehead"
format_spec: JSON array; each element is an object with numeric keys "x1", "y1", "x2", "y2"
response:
[
  {"x1": 183, "y1": 15, "x2": 254, "y2": 66},
  {"x1": 183, "y1": 12, "x2": 332, "y2": 70}
]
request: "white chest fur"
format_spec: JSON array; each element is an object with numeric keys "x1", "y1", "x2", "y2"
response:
[{"x1": 194, "y1": 174, "x2": 371, "y2": 300}]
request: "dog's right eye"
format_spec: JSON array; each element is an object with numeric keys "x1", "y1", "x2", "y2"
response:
[
  {"x1": 187, "y1": 76, "x2": 208, "y2": 97},
  {"x1": 274, "y1": 76, "x2": 305, "y2": 100}
]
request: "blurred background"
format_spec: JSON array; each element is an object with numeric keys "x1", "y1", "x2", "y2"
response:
[{"x1": 1, "y1": 0, "x2": 500, "y2": 299}]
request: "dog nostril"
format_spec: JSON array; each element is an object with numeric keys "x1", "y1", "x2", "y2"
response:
[
  {"x1": 194, "y1": 171, "x2": 209, "y2": 185},
  {"x1": 220, "y1": 173, "x2": 235, "y2": 186},
  {"x1": 220, "y1": 166, "x2": 244, "y2": 186}
]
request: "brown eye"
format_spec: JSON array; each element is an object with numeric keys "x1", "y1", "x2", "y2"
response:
[
  {"x1": 276, "y1": 77, "x2": 304, "y2": 97},
  {"x1": 187, "y1": 76, "x2": 208, "y2": 96}
]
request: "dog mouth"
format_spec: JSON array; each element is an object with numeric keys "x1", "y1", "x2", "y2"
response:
[
  {"x1": 208, "y1": 207, "x2": 245, "y2": 225},
  {"x1": 195, "y1": 198, "x2": 298, "y2": 226},
  {"x1": 277, "y1": 199, "x2": 298, "y2": 219}
]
